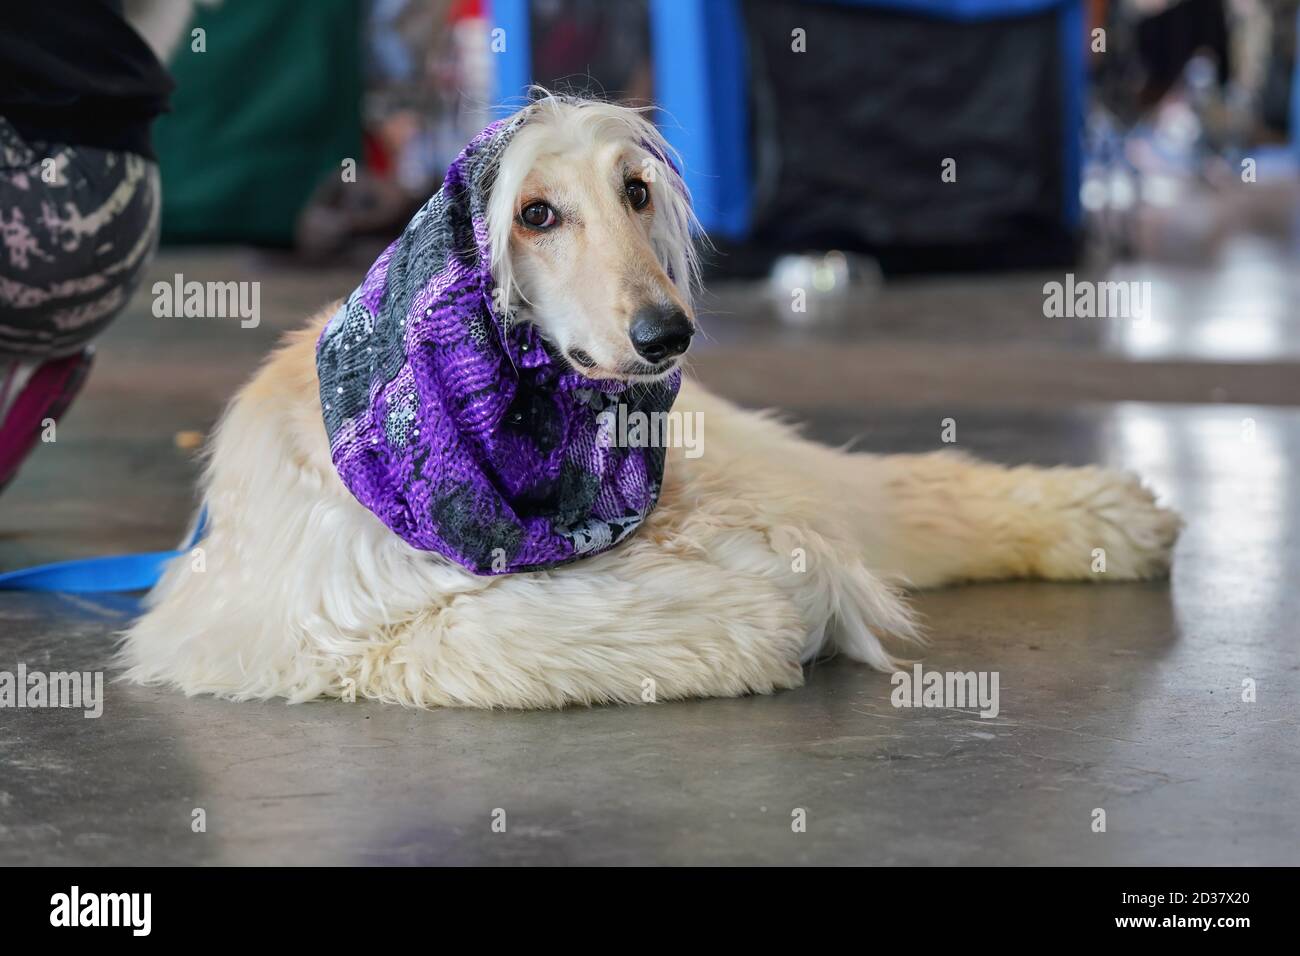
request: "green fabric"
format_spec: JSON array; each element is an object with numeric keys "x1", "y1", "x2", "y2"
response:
[{"x1": 155, "y1": 0, "x2": 362, "y2": 245}]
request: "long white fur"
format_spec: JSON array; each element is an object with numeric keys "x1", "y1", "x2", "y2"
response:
[{"x1": 118, "y1": 97, "x2": 1181, "y2": 709}]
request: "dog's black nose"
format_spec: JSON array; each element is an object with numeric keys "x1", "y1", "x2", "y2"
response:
[{"x1": 629, "y1": 306, "x2": 694, "y2": 364}]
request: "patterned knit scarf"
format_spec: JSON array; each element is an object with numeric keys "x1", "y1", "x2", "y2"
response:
[{"x1": 316, "y1": 115, "x2": 681, "y2": 575}]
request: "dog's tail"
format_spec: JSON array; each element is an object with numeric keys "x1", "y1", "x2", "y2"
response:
[
  {"x1": 766, "y1": 524, "x2": 922, "y2": 670},
  {"x1": 824, "y1": 556, "x2": 924, "y2": 670}
]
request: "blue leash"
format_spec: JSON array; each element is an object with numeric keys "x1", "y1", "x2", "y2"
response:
[{"x1": 0, "y1": 510, "x2": 206, "y2": 594}]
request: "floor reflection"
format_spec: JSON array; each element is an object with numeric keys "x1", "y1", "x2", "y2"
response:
[
  {"x1": 1104, "y1": 235, "x2": 1300, "y2": 361},
  {"x1": 1108, "y1": 403, "x2": 1296, "y2": 703}
]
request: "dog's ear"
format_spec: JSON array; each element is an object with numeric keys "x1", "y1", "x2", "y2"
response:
[
  {"x1": 634, "y1": 120, "x2": 702, "y2": 312},
  {"x1": 483, "y1": 112, "x2": 545, "y2": 320}
]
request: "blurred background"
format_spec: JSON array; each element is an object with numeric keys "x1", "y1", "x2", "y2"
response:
[{"x1": 149, "y1": 0, "x2": 1300, "y2": 274}]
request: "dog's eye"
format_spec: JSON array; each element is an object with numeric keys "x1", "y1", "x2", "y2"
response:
[
  {"x1": 625, "y1": 179, "x2": 650, "y2": 210},
  {"x1": 520, "y1": 202, "x2": 556, "y2": 229}
]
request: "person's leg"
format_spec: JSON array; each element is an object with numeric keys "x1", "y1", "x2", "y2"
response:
[
  {"x1": 0, "y1": 117, "x2": 160, "y2": 489},
  {"x1": 0, "y1": 352, "x2": 95, "y2": 489}
]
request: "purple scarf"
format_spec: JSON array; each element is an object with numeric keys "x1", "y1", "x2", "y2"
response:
[{"x1": 316, "y1": 115, "x2": 681, "y2": 575}]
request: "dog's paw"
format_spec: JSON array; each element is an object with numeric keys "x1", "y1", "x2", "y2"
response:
[{"x1": 1036, "y1": 467, "x2": 1182, "y2": 581}]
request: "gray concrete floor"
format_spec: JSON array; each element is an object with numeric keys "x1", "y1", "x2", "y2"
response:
[{"x1": 1, "y1": 184, "x2": 1298, "y2": 865}]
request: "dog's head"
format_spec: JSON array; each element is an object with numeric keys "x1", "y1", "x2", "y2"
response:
[{"x1": 487, "y1": 94, "x2": 701, "y2": 383}]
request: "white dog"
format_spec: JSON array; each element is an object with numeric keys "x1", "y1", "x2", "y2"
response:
[{"x1": 120, "y1": 96, "x2": 1181, "y2": 708}]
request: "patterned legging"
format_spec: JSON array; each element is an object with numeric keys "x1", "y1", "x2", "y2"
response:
[{"x1": 0, "y1": 116, "x2": 160, "y2": 359}]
